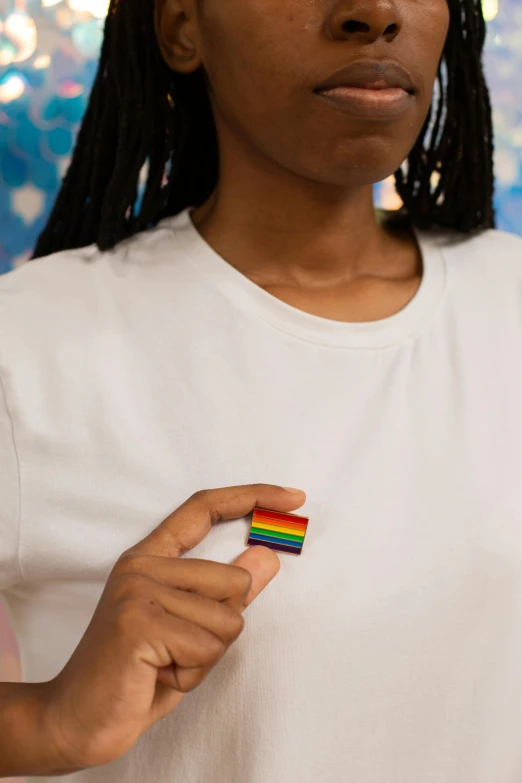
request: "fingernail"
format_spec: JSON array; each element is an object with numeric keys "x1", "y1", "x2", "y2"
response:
[{"x1": 282, "y1": 486, "x2": 305, "y2": 494}]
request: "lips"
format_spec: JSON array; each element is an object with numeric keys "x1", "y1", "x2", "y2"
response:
[{"x1": 315, "y1": 60, "x2": 416, "y2": 94}]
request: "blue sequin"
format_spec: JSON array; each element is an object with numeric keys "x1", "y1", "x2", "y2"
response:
[
  {"x1": 46, "y1": 126, "x2": 73, "y2": 157},
  {"x1": 15, "y1": 118, "x2": 40, "y2": 157},
  {"x1": 31, "y1": 157, "x2": 58, "y2": 193},
  {"x1": 0, "y1": 153, "x2": 28, "y2": 188}
]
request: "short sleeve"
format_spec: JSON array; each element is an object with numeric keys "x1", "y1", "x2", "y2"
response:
[{"x1": 0, "y1": 368, "x2": 21, "y2": 591}]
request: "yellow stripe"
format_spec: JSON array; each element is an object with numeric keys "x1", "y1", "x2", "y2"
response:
[{"x1": 253, "y1": 521, "x2": 306, "y2": 537}]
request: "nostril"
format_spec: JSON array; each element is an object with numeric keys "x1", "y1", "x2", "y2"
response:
[{"x1": 343, "y1": 20, "x2": 370, "y2": 34}]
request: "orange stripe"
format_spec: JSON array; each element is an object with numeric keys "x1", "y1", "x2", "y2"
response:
[
  {"x1": 253, "y1": 515, "x2": 308, "y2": 533},
  {"x1": 254, "y1": 507, "x2": 308, "y2": 525}
]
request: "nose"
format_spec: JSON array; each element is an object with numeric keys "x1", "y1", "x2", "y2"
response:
[{"x1": 327, "y1": 0, "x2": 403, "y2": 44}]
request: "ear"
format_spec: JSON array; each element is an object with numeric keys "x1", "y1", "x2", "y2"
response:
[{"x1": 154, "y1": 0, "x2": 203, "y2": 74}]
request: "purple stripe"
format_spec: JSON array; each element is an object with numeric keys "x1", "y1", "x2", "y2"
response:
[{"x1": 248, "y1": 537, "x2": 303, "y2": 555}]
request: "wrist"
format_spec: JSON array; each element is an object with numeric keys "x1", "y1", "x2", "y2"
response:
[
  {"x1": 0, "y1": 680, "x2": 84, "y2": 777},
  {"x1": 35, "y1": 679, "x2": 88, "y2": 774}
]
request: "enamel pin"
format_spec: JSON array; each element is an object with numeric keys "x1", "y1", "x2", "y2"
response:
[{"x1": 247, "y1": 506, "x2": 309, "y2": 555}]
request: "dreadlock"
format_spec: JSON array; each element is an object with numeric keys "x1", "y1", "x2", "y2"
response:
[
  {"x1": 30, "y1": 0, "x2": 495, "y2": 260},
  {"x1": 395, "y1": 0, "x2": 496, "y2": 232}
]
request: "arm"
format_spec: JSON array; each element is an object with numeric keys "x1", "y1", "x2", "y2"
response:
[{"x1": 0, "y1": 681, "x2": 82, "y2": 778}]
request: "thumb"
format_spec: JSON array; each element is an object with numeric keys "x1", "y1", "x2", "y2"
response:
[
  {"x1": 130, "y1": 484, "x2": 306, "y2": 559},
  {"x1": 231, "y1": 545, "x2": 281, "y2": 609}
]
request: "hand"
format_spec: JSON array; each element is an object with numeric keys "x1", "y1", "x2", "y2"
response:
[{"x1": 38, "y1": 484, "x2": 306, "y2": 771}]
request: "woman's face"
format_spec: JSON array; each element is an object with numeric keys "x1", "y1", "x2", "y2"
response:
[{"x1": 157, "y1": 0, "x2": 451, "y2": 187}]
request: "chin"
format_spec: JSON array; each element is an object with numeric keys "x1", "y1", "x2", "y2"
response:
[
  {"x1": 299, "y1": 143, "x2": 407, "y2": 188},
  {"x1": 310, "y1": 163, "x2": 403, "y2": 189}
]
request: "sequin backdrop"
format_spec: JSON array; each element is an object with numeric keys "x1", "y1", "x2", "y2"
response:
[{"x1": 0, "y1": 1, "x2": 521, "y2": 776}]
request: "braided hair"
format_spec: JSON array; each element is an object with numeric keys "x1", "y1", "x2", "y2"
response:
[{"x1": 30, "y1": 0, "x2": 495, "y2": 260}]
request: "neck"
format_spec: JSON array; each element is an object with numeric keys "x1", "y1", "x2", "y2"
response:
[{"x1": 189, "y1": 142, "x2": 416, "y2": 287}]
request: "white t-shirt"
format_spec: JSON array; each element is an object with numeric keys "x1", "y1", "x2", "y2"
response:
[{"x1": 1, "y1": 208, "x2": 522, "y2": 783}]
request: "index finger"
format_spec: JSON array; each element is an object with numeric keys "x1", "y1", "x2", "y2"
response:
[{"x1": 128, "y1": 484, "x2": 306, "y2": 559}]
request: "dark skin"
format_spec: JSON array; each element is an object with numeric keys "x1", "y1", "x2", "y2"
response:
[{"x1": 154, "y1": 0, "x2": 450, "y2": 322}]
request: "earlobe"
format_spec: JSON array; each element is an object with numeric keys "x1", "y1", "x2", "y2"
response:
[{"x1": 154, "y1": 0, "x2": 203, "y2": 75}]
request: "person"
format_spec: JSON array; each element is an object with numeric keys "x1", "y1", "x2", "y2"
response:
[{"x1": 1, "y1": 0, "x2": 522, "y2": 780}]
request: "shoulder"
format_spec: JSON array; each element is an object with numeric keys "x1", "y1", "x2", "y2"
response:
[
  {"x1": 0, "y1": 243, "x2": 100, "y2": 334},
  {"x1": 0, "y1": 220, "x2": 179, "y2": 344},
  {"x1": 380, "y1": 208, "x2": 522, "y2": 270},
  {"x1": 419, "y1": 226, "x2": 522, "y2": 297},
  {"x1": 438, "y1": 228, "x2": 522, "y2": 258},
  {"x1": 434, "y1": 226, "x2": 522, "y2": 265}
]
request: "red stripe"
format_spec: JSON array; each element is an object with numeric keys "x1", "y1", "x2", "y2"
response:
[{"x1": 253, "y1": 507, "x2": 308, "y2": 526}]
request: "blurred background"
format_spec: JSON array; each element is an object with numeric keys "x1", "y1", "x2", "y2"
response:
[{"x1": 0, "y1": 0, "x2": 521, "y2": 778}]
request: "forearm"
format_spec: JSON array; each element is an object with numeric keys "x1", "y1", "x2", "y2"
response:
[{"x1": 0, "y1": 681, "x2": 82, "y2": 778}]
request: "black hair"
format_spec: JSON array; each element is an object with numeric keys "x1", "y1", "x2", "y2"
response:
[{"x1": 30, "y1": 0, "x2": 495, "y2": 260}]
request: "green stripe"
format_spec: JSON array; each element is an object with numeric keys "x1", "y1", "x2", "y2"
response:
[{"x1": 251, "y1": 526, "x2": 304, "y2": 542}]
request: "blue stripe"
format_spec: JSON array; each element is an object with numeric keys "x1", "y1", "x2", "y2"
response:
[{"x1": 248, "y1": 531, "x2": 302, "y2": 549}]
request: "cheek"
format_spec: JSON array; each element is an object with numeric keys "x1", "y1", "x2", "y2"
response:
[
  {"x1": 203, "y1": 46, "x2": 300, "y2": 144},
  {"x1": 411, "y1": 3, "x2": 451, "y2": 90},
  {"x1": 200, "y1": 0, "x2": 302, "y2": 120}
]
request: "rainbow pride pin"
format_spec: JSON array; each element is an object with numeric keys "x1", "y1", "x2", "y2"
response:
[{"x1": 247, "y1": 507, "x2": 309, "y2": 555}]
